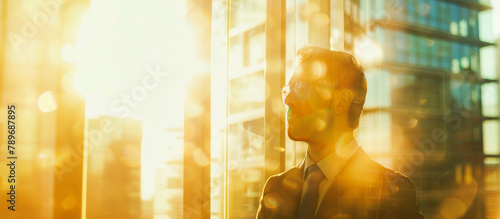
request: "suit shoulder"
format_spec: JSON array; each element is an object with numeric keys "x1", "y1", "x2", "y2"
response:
[
  {"x1": 263, "y1": 167, "x2": 302, "y2": 193},
  {"x1": 375, "y1": 164, "x2": 423, "y2": 218},
  {"x1": 366, "y1": 158, "x2": 415, "y2": 186},
  {"x1": 357, "y1": 153, "x2": 423, "y2": 218},
  {"x1": 380, "y1": 165, "x2": 416, "y2": 187},
  {"x1": 374, "y1": 164, "x2": 419, "y2": 202},
  {"x1": 272, "y1": 167, "x2": 301, "y2": 179}
]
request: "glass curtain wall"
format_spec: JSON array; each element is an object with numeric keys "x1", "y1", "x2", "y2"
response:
[
  {"x1": 213, "y1": 0, "x2": 267, "y2": 218},
  {"x1": 78, "y1": 1, "x2": 190, "y2": 218},
  {"x1": 358, "y1": 0, "x2": 499, "y2": 218}
]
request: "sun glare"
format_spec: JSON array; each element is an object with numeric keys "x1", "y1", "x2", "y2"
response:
[
  {"x1": 76, "y1": 0, "x2": 190, "y2": 204},
  {"x1": 354, "y1": 37, "x2": 383, "y2": 65}
]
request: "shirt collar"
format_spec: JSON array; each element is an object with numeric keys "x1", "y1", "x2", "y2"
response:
[{"x1": 303, "y1": 138, "x2": 360, "y2": 180}]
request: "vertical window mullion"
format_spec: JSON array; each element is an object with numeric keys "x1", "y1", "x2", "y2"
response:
[
  {"x1": 264, "y1": 0, "x2": 287, "y2": 179},
  {"x1": 184, "y1": 0, "x2": 212, "y2": 218}
]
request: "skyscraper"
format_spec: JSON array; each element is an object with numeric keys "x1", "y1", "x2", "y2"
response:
[{"x1": 357, "y1": 0, "x2": 498, "y2": 218}]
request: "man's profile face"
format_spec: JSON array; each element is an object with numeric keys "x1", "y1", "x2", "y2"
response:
[{"x1": 283, "y1": 59, "x2": 336, "y2": 142}]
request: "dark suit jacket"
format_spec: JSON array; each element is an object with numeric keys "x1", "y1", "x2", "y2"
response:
[{"x1": 256, "y1": 149, "x2": 424, "y2": 219}]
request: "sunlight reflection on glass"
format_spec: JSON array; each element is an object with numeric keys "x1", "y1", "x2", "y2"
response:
[
  {"x1": 354, "y1": 38, "x2": 383, "y2": 65},
  {"x1": 62, "y1": 44, "x2": 75, "y2": 63},
  {"x1": 193, "y1": 148, "x2": 210, "y2": 166},
  {"x1": 38, "y1": 91, "x2": 58, "y2": 112},
  {"x1": 75, "y1": 1, "x2": 189, "y2": 218}
]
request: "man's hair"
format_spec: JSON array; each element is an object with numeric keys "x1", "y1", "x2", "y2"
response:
[{"x1": 296, "y1": 46, "x2": 367, "y2": 128}]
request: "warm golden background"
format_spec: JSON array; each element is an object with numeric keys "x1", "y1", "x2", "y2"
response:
[{"x1": 0, "y1": 0, "x2": 500, "y2": 218}]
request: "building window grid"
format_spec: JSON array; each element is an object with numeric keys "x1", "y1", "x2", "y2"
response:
[
  {"x1": 389, "y1": 1, "x2": 480, "y2": 40},
  {"x1": 439, "y1": 1, "x2": 451, "y2": 32},
  {"x1": 369, "y1": 0, "x2": 499, "y2": 218},
  {"x1": 470, "y1": 10, "x2": 479, "y2": 39},
  {"x1": 450, "y1": 3, "x2": 459, "y2": 36},
  {"x1": 459, "y1": 5, "x2": 469, "y2": 37},
  {"x1": 382, "y1": 29, "x2": 481, "y2": 77},
  {"x1": 429, "y1": 0, "x2": 439, "y2": 29},
  {"x1": 390, "y1": 72, "x2": 444, "y2": 113},
  {"x1": 417, "y1": 0, "x2": 429, "y2": 26}
]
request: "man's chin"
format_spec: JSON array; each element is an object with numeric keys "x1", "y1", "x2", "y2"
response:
[{"x1": 287, "y1": 126, "x2": 312, "y2": 141}]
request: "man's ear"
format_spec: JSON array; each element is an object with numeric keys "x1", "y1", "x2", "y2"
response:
[{"x1": 334, "y1": 89, "x2": 353, "y2": 113}]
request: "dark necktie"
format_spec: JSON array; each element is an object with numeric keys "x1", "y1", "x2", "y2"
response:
[{"x1": 298, "y1": 164, "x2": 325, "y2": 219}]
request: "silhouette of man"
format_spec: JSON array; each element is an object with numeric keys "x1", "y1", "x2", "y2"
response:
[{"x1": 256, "y1": 46, "x2": 423, "y2": 219}]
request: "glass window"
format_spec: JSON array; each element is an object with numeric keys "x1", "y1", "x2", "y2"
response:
[
  {"x1": 436, "y1": 39, "x2": 444, "y2": 67},
  {"x1": 461, "y1": 45, "x2": 471, "y2": 72},
  {"x1": 469, "y1": 10, "x2": 479, "y2": 39},
  {"x1": 442, "y1": 41, "x2": 452, "y2": 69},
  {"x1": 450, "y1": 4, "x2": 459, "y2": 35},
  {"x1": 409, "y1": 34, "x2": 418, "y2": 65},
  {"x1": 357, "y1": 112, "x2": 393, "y2": 168},
  {"x1": 385, "y1": 29, "x2": 396, "y2": 63},
  {"x1": 439, "y1": 2, "x2": 450, "y2": 31},
  {"x1": 429, "y1": 0, "x2": 438, "y2": 29},
  {"x1": 77, "y1": 2, "x2": 191, "y2": 218},
  {"x1": 459, "y1": 6, "x2": 468, "y2": 37},
  {"x1": 485, "y1": 157, "x2": 500, "y2": 189},
  {"x1": 450, "y1": 3, "x2": 459, "y2": 24},
  {"x1": 417, "y1": 0, "x2": 429, "y2": 26},
  {"x1": 480, "y1": 46, "x2": 497, "y2": 80},
  {"x1": 408, "y1": 0, "x2": 417, "y2": 23},
  {"x1": 430, "y1": 39, "x2": 439, "y2": 68},
  {"x1": 451, "y1": 42, "x2": 461, "y2": 73},
  {"x1": 364, "y1": 69, "x2": 392, "y2": 108},
  {"x1": 353, "y1": 0, "x2": 360, "y2": 23},
  {"x1": 459, "y1": 19, "x2": 469, "y2": 37},
  {"x1": 418, "y1": 36, "x2": 429, "y2": 66},
  {"x1": 360, "y1": 0, "x2": 367, "y2": 23},
  {"x1": 227, "y1": 118, "x2": 265, "y2": 217},
  {"x1": 450, "y1": 80, "x2": 482, "y2": 115},
  {"x1": 484, "y1": 158, "x2": 500, "y2": 205},
  {"x1": 471, "y1": 47, "x2": 479, "y2": 73},
  {"x1": 482, "y1": 83, "x2": 499, "y2": 117},
  {"x1": 391, "y1": 73, "x2": 442, "y2": 112},
  {"x1": 226, "y1": 1, "x2": 266, "y2": 218},
  {"x1": 479, "y1": 10, "x2": 493, "y2": 42},
  {"x1": 395, "y1": 30, "x2": 407, "y2": 64}
]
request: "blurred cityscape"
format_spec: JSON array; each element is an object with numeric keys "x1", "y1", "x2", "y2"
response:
[{"x1": 0, "y1": 0, "x2": 499, "y2": 218}]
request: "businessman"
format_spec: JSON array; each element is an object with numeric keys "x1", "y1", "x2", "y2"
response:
[{"x1": 256, "y1": 46, "x2": 423, "y2": 219}]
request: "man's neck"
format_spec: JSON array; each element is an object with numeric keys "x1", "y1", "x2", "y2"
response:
[{"x1": 307, "y1": 132, "x2": 354, "y2": 162}]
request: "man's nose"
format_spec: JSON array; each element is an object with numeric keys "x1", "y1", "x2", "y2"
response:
[{"x1": 283, "y1": 91, "x2": 296, "y2": 107}]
